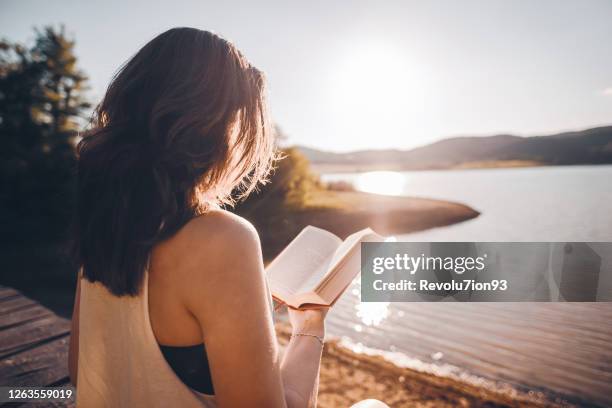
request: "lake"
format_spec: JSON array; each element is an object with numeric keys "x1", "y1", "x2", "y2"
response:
[{"x1": 321, "y1": 165, "x2": 612, "y2": 407}]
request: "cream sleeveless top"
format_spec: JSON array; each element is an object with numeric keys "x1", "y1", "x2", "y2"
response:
[{"x1": 76, "y1": 271, "x2": 217, "y2": 408}]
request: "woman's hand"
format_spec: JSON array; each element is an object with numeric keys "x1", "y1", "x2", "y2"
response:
[{"x1": 287, "y1": 307, "x2": 328, "y2": 338}]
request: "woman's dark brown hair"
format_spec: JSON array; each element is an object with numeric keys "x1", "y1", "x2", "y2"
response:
[{"x1": 74, "y1": 27, "x2": 274, "y2": 296}]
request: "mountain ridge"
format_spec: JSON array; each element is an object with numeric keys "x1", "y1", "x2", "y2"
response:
[{"x1": 296, "y1": 125, "x2": 612, "y2": 171}]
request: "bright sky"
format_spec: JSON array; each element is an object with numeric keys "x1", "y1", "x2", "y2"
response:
[{"x1": 2, "y1": 0, "x2": 612, "y2": 151}]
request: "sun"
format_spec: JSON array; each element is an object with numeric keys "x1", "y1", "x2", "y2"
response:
[{"x1": 328, "y1": 43, "x2": 428, "y2": 143}]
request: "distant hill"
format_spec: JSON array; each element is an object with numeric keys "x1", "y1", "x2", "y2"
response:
[{"x1": 297, "y1": 126, "x2": 612, "y2": 172}]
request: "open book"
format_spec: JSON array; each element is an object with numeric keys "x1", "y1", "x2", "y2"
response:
[{"x1": 266, "y1": 226, "x2": 383, "y2": 309}]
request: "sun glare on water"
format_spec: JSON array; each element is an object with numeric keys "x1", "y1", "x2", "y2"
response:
[
  {"x1": 355, "y1": 171, "x2": 406, "y2": 196},
  {"x1": 355, "y1": 301, "x2": 390, "y2": 327}
]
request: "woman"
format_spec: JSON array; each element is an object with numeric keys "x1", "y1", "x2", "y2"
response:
[{"x1": 68, "y1": 27, "x2": 386, "y2": 408}]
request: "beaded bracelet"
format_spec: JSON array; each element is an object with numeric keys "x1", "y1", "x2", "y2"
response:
[{"x1": 291, "y1": 332, "x2": 325, "y2": 346}]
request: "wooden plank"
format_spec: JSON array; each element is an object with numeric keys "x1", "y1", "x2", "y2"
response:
[
  {"x1": 16, "y1": 401, "x2": 76, "y2": 408},
  {"x1": 0, "y1": 336, "x2": 70, "y2": 387},
  {"x1": 31, "y1": 402, "x2": 75, "y2": 408},
  {"x1": 0, "y1": 316, "x2": 70, "y2": 358},
  {"x1": 0, "y1": 297, "x2": 38, "y2": 315},
  {"x1": 0, "y1": 306, "x2": 54, "y2": 331},
  {"x1": 0, "y1": 287, "x2": 20, "y2": 300},
  {"x1": 0, "y1": 399, "x2": 76, "y2": 408},
  {"x1": 0, "y1": 288, "x2": 75, "y2": 408}
]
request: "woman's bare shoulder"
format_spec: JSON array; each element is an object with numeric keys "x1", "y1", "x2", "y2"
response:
[
  {"x1": 153, "y1": 209, "x2": 263, "y2": 287},
  {"x1": 184, "y1": 209, "x2": 259, "y2": 243},
  {"x1": 159, "y1": 208, "x2": 257, "y2": 249}
]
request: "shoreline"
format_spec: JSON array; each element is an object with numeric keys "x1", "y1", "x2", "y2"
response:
[
  {"x1": 244, "y1": 190, "x2": 480, "y2": 261},
  {"x1": 310, "y1": 161, "x2": 612, "y2": 174},
  {"x1": 275, "y1": 323, "x2": 568, "y2": 408}
]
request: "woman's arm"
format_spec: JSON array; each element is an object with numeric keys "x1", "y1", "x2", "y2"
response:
[
  {"x1": 178, "y1": 212, "x2": 324, "y2": 408},
  {"x1": 281, "y1": 308, "x2": 326, "y2": 407},
  {"x1": 68, "y1": 275, "x2": 81, "y2": 385}
]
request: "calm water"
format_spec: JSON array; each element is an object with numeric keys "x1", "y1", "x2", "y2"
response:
[{"x1": 322, "y1": 165, "x2": 612, "y2": 407}]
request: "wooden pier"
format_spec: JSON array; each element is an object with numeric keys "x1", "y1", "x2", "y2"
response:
[{"x1": 0, "y1": 286, "x2": 74, "y2": 407}]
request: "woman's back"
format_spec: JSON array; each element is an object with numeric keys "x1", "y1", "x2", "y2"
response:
[
  {"x1": 76, "y1": 270, "x2": 216, "y2": 407},
  {"x1": 77, "y1": 210, "x2": 259, "y2": 406}
]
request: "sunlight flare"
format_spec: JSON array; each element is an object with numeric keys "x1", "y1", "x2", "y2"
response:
[
  {"x1": 328, "y1": 42, "x2": 429, "y2": 143},
  {"x1": 355, "y1": 171, "x2": 405, "y2": 196}
]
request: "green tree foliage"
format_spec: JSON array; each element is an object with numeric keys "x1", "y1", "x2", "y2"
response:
[
  {"x1": 32, "y1": 26, "x2": 90, "y2": 136},
  {"x1": 277, "y1": 147, "x2": 322, "y2": 208},
  {"x1": 234, "y1": 147, "x2": 324, "y2": 259},
  {"x1": 1, "y1": 26, "x2": 90, "y2": 245},
  {"x1": 236, "y1": 147, "x2": 322, "y2": 215}
]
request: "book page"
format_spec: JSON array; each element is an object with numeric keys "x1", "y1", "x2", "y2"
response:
[
  {"x1": 316, "y1": 231, "x2": 384, "y2": 304},
  {"x1": 316, "y1": 248, "x2": 363, "y2": 305},
  {"x1": 296, "y1": 228, "x2": 373, "y2": 293},
  {"x1": 314, "y1": 228, "x2": 374, "y2": 290},
  {"x1": 266, "y1": 226, "x2": 342, "y2": 300},
  {"x1": 297, "y1": 256, "x2": 336, "y2": 293},
  {"x1": 330, "y1": 228, "x2": 374, "y2": 269}
]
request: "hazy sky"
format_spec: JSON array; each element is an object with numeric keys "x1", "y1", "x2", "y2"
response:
[{"x1": 2, "y1": 0, "x2": 612, "y2": 151}]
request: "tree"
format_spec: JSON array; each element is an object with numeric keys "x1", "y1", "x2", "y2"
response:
[
  {"x1": 0, "y1": 26, "x2": 90, "y2": 245},
  {"x1": 236, "y1": 147, "x2": 321, "y2": 214},
  {"x1": 233, "y1": 147, "x2": 323, "y2": 260},
  {"x1": 32, "y1": 26, "x2": 90, "y2": 138}
]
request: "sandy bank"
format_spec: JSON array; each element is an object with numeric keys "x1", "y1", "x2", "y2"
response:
[{"x1": 276, "y1": 323, "x2": 565, "y2": 408}]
